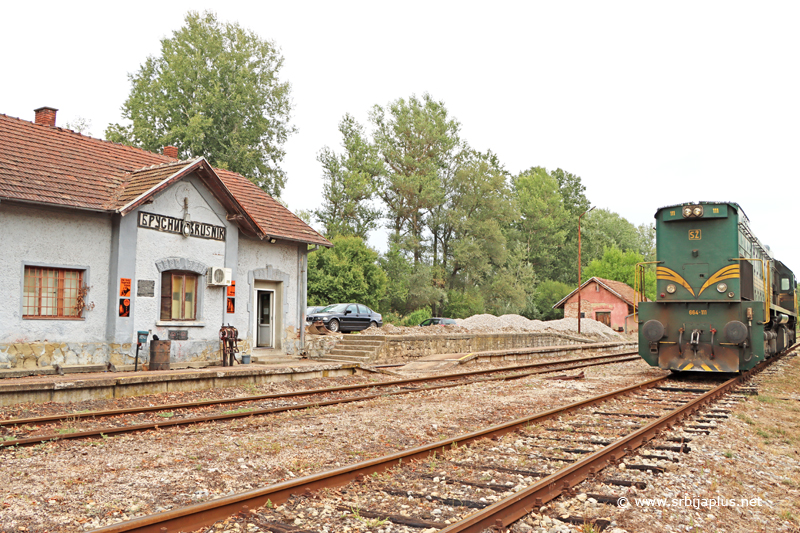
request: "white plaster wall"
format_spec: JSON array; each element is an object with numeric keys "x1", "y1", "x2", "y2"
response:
[
  {"x1": 0, "y1": 202, "x2": 111, "y2": 344},
  {"x1": 236, "y1": 235, "x2": 301, "y2": 351},
  {"x1": 133, "y1": 177, "x2": 227, "y2": 358}
]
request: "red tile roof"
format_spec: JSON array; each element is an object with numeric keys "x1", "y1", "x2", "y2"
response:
[
  {"x1": 0, "y1": 113, "x2": 330, "y2": 247},
  {"x1": 552, "y1": 277, "x2": 650, "y2": 309}
]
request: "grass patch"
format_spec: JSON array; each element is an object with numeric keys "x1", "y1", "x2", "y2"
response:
[
  {"x1": 221, "y1": 407, "x2": 256, "y2": 415},
  {"x1": 157, "y1": 412, "x2": 174, "y2": 418}
]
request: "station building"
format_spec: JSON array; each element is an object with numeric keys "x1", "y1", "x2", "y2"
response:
[
  {"x1": 553, "y1": 276, "x2": 648, "y2": 333},
  {"x1": 0, "y1": 107, "x2": 330, "y2": 370}
]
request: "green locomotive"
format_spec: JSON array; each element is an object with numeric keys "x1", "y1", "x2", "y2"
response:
[{"x1": 637, "y1": 202, "x2": 797, "y2": 372}]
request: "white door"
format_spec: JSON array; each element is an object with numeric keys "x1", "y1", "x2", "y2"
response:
[{"x1": 257, "y1": 291, "x2": 273, "y2": 347}]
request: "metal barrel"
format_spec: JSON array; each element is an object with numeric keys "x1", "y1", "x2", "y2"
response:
[{"x1": 149, "y1": 340, "x2": 171, "y2": 370}]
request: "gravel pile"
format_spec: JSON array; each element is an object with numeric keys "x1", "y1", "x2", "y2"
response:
[
  {"x1": 453, "y1": 314, "x2": 624, "y2": 340},
  {"x1": 361, "y1": 313, "x2": 625, "y2": 340}
]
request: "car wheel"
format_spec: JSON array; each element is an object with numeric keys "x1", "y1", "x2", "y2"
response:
[
  {"x1": 370, "y1": 321, "x2": 378, "y2": 329},
  {"x1": 327, "y1": 318, "x2": 339, "y2": 332}
]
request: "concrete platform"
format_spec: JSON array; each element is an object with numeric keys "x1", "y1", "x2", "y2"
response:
[
  {"x1": 0, "y1": 358, "x2": 365, "y2": 407},
  {"x1": 397, "y1": 340, "x2": 637, "y2": 371}
]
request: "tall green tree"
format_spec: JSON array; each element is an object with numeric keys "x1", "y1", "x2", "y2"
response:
[
  {"x1": 582, "y1": 208, "x2": 640, "y2": 260},
  {"x1": 314, "y1": 114, "x2": 383, "y2": 239},
  {"x1": 548, "y1": 168, "x2": 591, "y2": 285},
  {"x1": 434, "y1": 150, "x2": 515, "y2": 289},
  {"x1": 106, "y1": 11, "x2": 295, "y2": 197},
  {"x1": 370, "y1": 93, "x2": 463, "y2": 264},
  {"x1": 534, "y1": 279, "x2": 573, "y2": 320},
  {"x1": 583, "y1": 246, "x2": 656, "y2": 300},
  {"x1": 636, "y1": 222, "x2": 656, "y2": 260},
  {"x1": 307, "y1": 236, "x2": 387, "y2": 310},
  {"x1": 511, "y1": 167, "x2": 570, "y2": 274}
]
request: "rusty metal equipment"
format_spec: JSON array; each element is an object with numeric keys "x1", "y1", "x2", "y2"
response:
[
  {"x1": 219, "y1": 324, "x2": 240, "y2": 366},
  {"x1": 149, "y1": 340, "x2": 171, "y2": 370}
]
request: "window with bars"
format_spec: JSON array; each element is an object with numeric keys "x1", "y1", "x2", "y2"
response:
[
  {"x1": 23, "y1": 267, "x2": 84, "y2": 318},
  {"x1": 160, "y1": 271, "x2": 198, "y2": 321}
]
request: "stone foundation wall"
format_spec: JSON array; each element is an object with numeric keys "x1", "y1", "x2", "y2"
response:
[
  {"x1": 0, "y1": 338, "x2": 253, "y2": 370},
  {"x1": 374, "y1": 331, "x2": 594, "y2": 363},
  {"x1": 304, "y1": 334, "x2": 344, "y2": 358}
]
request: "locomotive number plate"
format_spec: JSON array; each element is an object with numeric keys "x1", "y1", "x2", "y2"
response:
[
  {"x1": 688, "y1": 229, "x2": 701, "y2": 240},
  {"x1": 689, "y1": 309, "x2": 708, "y2": 316}
]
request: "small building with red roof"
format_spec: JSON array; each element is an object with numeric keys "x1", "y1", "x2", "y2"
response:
[
  {"x1": 552, "y1": 277, "x2": 648, "y2": 333},
  {"x1": 0, "y1": 107, "x2": 330, "y2": 370}
]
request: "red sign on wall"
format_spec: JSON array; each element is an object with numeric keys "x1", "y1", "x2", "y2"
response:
[{"x1": 120, "y1": 278, "x2": 131, "y2": 297}]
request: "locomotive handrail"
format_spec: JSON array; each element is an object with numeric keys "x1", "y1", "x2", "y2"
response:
[
  {"x1": 730, "y1": 257, "x2": 769, "y2": 321},
  {"x1": 633, "y1": 261, "x2": 662, "y2": 324}
]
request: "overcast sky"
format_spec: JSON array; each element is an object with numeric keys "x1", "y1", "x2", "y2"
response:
[{"x1": 2, "y1": 1, "x2": 798, "y2": 269}]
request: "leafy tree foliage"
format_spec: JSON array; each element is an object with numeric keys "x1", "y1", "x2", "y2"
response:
[
  {"x1": 551, "y1": 168, "x2": 590, "y2": 218},
  {"x1": 314, "y1": 114, "x2": 382, "y2": 239},
  {"x1": 307, "y1": 236, "x2": 387, "y2": 310},
  {"x1": 371, "y1": 93, "x2": 463, "y2": 264},
  {"x1": 436, "y1": 151, "x2": 515, "y2": 288},
  {"x1": 534, "y1": 279, "x2": 573, "y2": 320},
  {"x1": 636, "y1": 222, "x2": 656, "y2": 260},
  {"x1": 310, "y1": 95, "x2": 654, "y2": 322},
  {"x1": 511, "y1": 167, "x2": 569, "y2": 273},
  {"x1": 582, "y1": 208, "x2": 640, "y2": 260},
  {"x1": 106, "y1": 11, "x2": 295, "y2": 197},
  {"x1": 377, "y1": 241, "x2": 412, "y2": 314},
  {"x1": 583, "y1": 247, "x2": 656, "y2": 299}
]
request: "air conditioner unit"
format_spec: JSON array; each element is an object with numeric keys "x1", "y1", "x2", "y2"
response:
[{"x1": 206, "y1": 267, "x2": 232, "y2": 286}]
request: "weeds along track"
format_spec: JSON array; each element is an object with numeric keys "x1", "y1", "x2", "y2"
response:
[
  {"x1": 0, "y1": 351, "x2": 639, "y2": 447},
  {"x1": 89, "y1": 347, "x2": 793, "y2": 533}
]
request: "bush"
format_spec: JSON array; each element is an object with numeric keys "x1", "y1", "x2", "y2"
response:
[
  {"x1": 381, "y1": 312, "x2": 403, "y2": 326},
  {"x1": 442, "y1": 289, "x2": 484, "y2": 319},
  {"x1": 402, "y1": 307, "x2": 432, "y2": 327}
]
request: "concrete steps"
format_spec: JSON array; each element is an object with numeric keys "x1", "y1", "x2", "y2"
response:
[{"x1": 319, "y1": 335, "x2": 385, "y2": 364}]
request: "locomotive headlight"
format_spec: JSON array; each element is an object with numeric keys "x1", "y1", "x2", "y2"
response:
[
  {"x1": 666, "y1": 284, "x2": 677, "y2": 294},
  {"x1": 716, "y1": 283, "x2": 727, "y2": 293},
  {"x1": 693, "y1": 207, "x2": 703, "y2": 216},
  {"x1": 683, "y1": 207, "x2": 692, "y2": 217},
  {"x1": 728, "y1": 291, "x2": 735, "y2": 298}
]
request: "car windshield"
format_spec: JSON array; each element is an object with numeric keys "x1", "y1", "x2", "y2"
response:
[{"x1": 319, "y1": 304, "x2": 348, "y2": 313}]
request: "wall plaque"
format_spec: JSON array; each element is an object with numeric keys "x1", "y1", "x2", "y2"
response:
[
  {"x1": 137, "y1": 280, "x2": 155, "y2": 297},
  {"x1": 138, "y1": 211, "x2": 226, "y2": 241},
  {"x1": 168, "y1": 330, "x2": 188, "y2": 340}
]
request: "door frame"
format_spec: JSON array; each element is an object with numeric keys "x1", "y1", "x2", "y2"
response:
[{"x1": 254, "y1": 289, "x2": 275, "y2": 348}]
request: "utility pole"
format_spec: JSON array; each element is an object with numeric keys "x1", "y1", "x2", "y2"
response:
[{"x1": 577, "y1": 206, "x2": 595, "y2": 334}]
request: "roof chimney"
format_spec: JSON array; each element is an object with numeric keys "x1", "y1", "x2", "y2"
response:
[
  {"x1": 163, "y1": 145, "x2": 179, "y2": 159},
  {"x1": 34, "y1": 106, "x2": 58, "y2": 127}
]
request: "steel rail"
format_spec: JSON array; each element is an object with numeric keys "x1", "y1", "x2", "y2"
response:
[
  {"x1": 438, "y1": 349, "x2": 791, "y2": 533},
  {"x1": 90, "y1": 374, "x2": 669, "y2": 533},
  {"x1": 1, "y1": 350, "x2": 636, "y2": 427},
  {"x1": 1, "y1": 354, "x2": 640, "y2": 447}
]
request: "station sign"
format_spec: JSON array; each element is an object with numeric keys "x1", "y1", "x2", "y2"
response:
[{"x1": 138, "y1": 211, "x2": 225, "y2": 241}]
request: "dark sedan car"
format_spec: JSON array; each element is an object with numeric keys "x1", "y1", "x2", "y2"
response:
[
  {"x1": 306, "y1": 303, "x2": 383, "y2": 333},
  {"x1": 419, "y1": 317, "x2": 457, "y2": 326}
]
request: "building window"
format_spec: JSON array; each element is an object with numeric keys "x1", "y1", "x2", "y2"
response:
[
  {"x1": 23, "y1": 267, "x2": 83, "y2": 318},
  {"x1": 160, "y1": 271, "x2": 197, "y2": 320}
]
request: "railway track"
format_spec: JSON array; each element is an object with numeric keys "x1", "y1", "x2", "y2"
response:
[
  {"x1": 0, "y1": 351, "x2": 639, "y2": 447},
  {"x1": 88, "y1": 347, "x2": 793, "y2": 533}
]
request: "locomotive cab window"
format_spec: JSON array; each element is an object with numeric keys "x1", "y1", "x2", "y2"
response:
[
  {"x1": 160, "y1": 271, "x2": 197, "y2": 321},
  {"x1": 781, "y1": 278, "x2": 790, "y2": 291}
]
